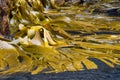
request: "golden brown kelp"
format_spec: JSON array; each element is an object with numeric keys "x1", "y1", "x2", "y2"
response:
[
  {"x1": 0, "y1": 40, "x2": 33, "y2": 76},
  {"x1": 0, "y1": 0, "x2": 120, "y2": 76}
]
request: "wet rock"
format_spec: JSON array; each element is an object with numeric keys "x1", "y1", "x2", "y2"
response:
[
  {"x1": 84, "y1": 0, "x2": 120, "y2": 17},
  {"x1": 1, "y1": 68, "x2": 120, "y2": 80},
  {"x1": 0, "y1": 0, "x2": 11, "y2": 37}
]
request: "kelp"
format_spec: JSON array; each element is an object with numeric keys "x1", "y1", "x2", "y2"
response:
[
  {"x1": 0, "y1": 40, "x2": 33, "y2": 75},
  {"x1": 0, "y1": 0, "x2": 120, "y2": 76}
]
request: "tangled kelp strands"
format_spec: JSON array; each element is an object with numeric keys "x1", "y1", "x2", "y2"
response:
[{"x1": 0, "y1": 0, "x2": 120, "y2": 76}]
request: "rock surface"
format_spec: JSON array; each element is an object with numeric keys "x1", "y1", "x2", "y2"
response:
[
  {"x1": 1, "y1": 68, "x2": 120, "y2": 80},
  {"x1": 0, "y1": 0, "x2": 11, "y2": 37}
]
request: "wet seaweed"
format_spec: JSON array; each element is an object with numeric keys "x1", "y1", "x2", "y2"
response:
[{"x1": 0, "y1": 0, "x2": 120, "y2": 76}]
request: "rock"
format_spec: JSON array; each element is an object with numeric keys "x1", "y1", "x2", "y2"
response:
[{"x1": 0, "y1": 0, "x2": 11, "y2": 37}]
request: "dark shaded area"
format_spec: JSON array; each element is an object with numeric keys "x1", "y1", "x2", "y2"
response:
[
  {"x1": 66, "y1": 30, "x2": 120, "y2": 36},
  {"x1": 1, "y1": 68, "x2": 120, "y2": 80},
  {"x1": 0, "y1": 0, "x2": 11, "y2": 37},
  {"x1": 93, "y1": 7, "x2": 120, "y2": 17},
  {"x1": 105, "y1": 8, "x2": 120, "y2": 16}
]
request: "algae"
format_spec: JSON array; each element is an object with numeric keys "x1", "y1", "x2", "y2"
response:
[{"x1": 0, "y1": 0, "x2": 120, "y2": 75}]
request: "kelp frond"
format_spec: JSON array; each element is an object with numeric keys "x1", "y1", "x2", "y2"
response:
[{"x1": 0, "y1": 40, "x2": 33, "y2": 75}]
